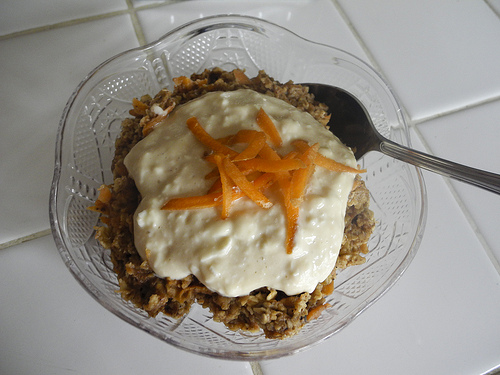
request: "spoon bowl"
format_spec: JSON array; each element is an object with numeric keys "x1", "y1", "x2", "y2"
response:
[{"x1": 306, "y1": 83, "x2": 500, "y2": 194}]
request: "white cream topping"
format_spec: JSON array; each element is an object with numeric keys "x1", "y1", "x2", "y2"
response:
[{"x1": 124, "y1": 89, "x2": 357, "y2": 297}]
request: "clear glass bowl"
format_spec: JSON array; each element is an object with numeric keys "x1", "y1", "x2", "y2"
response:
[{"x1": 49, "y1": 15, "x2": 427, "y2": 360}]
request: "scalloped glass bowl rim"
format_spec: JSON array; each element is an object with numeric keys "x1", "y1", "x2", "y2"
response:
[{"x1": 50, "y1": 14, "x2": 427, "y2": 361}]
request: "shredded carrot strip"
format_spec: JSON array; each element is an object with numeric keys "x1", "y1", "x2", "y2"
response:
[
  {"x1": 186, "y1": 117, "x2": 238, "y2": 157},
  {"x1": 283, "y1": 150, "x2": 300, "y2": 160},
  {"x1": 207, "y1": 177, "x2": 222, "y2": 193},
  {"x1": 245, "y1": 171, "x2": 264, "y2": 183},
  {"x1": 204, "y1": 154, "x2": 218, "y2": 165},
  {"x1": 292, "y1": 140, "x2": 365, "y2": 173},
  {"x1": 160, "y1": 192, "x2": 222, "y2": 210},
  {"x1": 284, "y1": 190, "x2": 299, "y2": 254},
  {"x1": 255, "y1": 148, "x2": 298, "y2": 253},
  {"x1": 252, "y1": 172, "x2": 277, "y2": 191},
  {"x1": 217, "y1": 129, "x2": 264, "y2": 151},
  {"x1": 214, "y1": 154, "x2": 235, "y2": 219},
  {"x1": 204, "y1": 166, "x2": 220, "y2": 180},
  {"x1": 206, "y1": 155, "x2": 264, "y2": 176},
  {"x1": 163, "y1": 172, "x2": 275, "y2": 212},
  {"x1": 235, "y1": 158, "x2": 305, "y2": 173},
  {"x1": 142, "y1": 104, "x2": 175, "y2": 136},
  {"x1": 224, "y1": 129, "x2": 261, "y2": 145},
  {"x1": 232, "y1": 131, "x2": 267, "y2": 161},
  {"x1": 258, "y1": 143, "x2": 293, "y2": 207},
  {"x1": 289, "y1": 143, "x2": 319, "y2": 207},
  {"x1": 222, "y1": 173, "x2": 275, "y2": 202},
  {"x1": 256, "y1": 108, "x2": 283, "y2": 147},
  {"x1": 233, "y1": 69, "x2": 252, "y2": 84},
  {"x1": 143, "y1": 114, "x2": 167, "y2": 136},
  {"x1": 222, "y1": 157, "x2": 273, "y2": 209},
  {"x1": 215, "y1": 134, "x2": 234, "y2": 145},
  {"x1": 258, "y1": 143, "x2": 281, "y2": 161}
]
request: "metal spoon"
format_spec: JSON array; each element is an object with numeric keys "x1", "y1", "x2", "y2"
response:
[{"x1": 305, "y1": 83, "x2": 500, "y2": 195}]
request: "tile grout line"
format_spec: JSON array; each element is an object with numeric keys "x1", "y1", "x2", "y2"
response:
[
  {"x1": 126, "y1": 0, "x2": 147, "y2": 46},
  {"x1": 411, "y1": 93, "x2": 500, "y2": 126},
  {"x1": 0, "y1": 229, "x2": 52, "y2": 251},
  {"x1": 6, "y1": 6, "x2": 263, "y2": 372},
  {"x1": 0, "y1": 10, "x2": 133, "y2": 41},
  {"x1": 485, "y1": 0, "x2": 500, "y2": 18},
  {"x1": 330, "y1": 0, "x2": 415, "y2": 133},
  {"x1": 0, "y1": 0, "x2": 181, "y2": 42},
  {"x1": 330, "y1": 0, "x2": 500, "y2": 128},
  {"x1": 411, "y1": 125, "x2": 500, "y2": 275},
  {"x1": 482, "y1": 363, "x2": 500, "y2": 375},
  {"x1": 0, "y1": 0, "x2": 180, "y2": 42},
  {"x1": 330, "y1": 0, "x2": 385, "y2": 76},
  {"x1": 331, "y1": 0, "x2": 500, "y2": 276}
]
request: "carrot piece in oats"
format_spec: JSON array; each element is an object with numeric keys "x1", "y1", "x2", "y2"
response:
[
  {"x1": 306, "y1": 303, "x2": 331, "y2": 321},
  {"x1": 130, "y1": 97, "x2": 149, "y2": 116},
  {"x1": 233, "y1": 69, "x2": 252, "y2": 84},
  {"x1": 142, "y1": 104, "x2": 175, "y2": 136}
]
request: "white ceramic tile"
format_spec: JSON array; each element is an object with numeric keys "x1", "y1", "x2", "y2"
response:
[
  {"x1": 336, "y1": 0, "x2": 500, "y2": 121},
  {"x1": 132, "y1": 0, "x2": 168, "y2": 5},
  {"x1": 486, "y1": 0, "x2": 500, "y2": 15},
  {"x1": 132, "y1": 0, "x2": 315, "y2": 5},
  {"x1": 0, "y1": 0, "x2": 128, "y2": 36},
  {"x1": 0, "y1": 16, "x2": 139, "y2": 245},
  {"x1": 416, "y1": 99, "x2": 500, "y2": 265},
  {"x1": 136, "y1": 0, "x2": 367, "y2": 59},
  {"x1": 260, "y1": 129, "x2": 500, "y2": 375},
  {"x1": 0, "y1": 236, "x2": 253, "y2": 375}
]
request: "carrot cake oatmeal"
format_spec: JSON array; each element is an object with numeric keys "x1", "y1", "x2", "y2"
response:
[{"x1": 90, "y1": 68, "x2": 375, "y2": 339}]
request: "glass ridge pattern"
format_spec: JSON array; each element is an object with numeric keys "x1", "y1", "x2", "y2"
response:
[{"x1": 50, "y1": 15, "x2": 426, "y2": 360}]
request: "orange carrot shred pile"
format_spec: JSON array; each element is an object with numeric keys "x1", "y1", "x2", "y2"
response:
[
  {"x1": 186, "y1": 117, "x2": 238, "y2": 158},
  {"x1": 256, "y1": 108, "x2": 283, "y2": 147},
  {"x1": 232, "y1": 131, "x2": 267, "y2": 161},
  {"x1": 160, "y1": 108, "x2": 365, "y2": 254}
]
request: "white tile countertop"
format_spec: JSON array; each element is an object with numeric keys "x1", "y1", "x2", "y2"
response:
[{"x1": 1, "y1": 1, "x2": 500, "y2": 374}]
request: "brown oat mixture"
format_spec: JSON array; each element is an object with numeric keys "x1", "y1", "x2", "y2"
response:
[{"x1": 93, "y1": 68, "x2": 375, "y2": 339}]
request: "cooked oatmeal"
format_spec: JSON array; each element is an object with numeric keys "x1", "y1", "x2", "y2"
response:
[{"x1": 92, "y1": 68, "x2": 375, "y2": 339}]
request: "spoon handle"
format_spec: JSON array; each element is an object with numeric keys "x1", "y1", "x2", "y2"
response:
[{"x1": 380, "y1": 139, "x2": 500, "y2": 194}]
